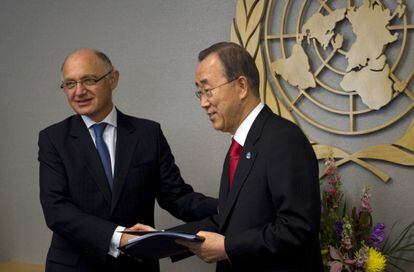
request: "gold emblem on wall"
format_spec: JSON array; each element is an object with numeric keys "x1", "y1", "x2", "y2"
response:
[{"x1": 230, "y1": 0, "x2": 414, "y2": 182}]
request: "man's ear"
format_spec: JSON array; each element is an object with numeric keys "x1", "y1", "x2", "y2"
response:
[
  {"x1": 237, "y1": 76, "x2": 249, "y2": 99},
  {"x1": 110, "y1": 70, "x2": 120, "y2": 90}
]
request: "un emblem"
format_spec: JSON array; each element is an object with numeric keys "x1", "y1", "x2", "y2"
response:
[{"x1": 230, "y1": 0, "x2": 414, "y2": 182}]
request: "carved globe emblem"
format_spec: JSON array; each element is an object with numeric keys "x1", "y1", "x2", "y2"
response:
[{"x1": 264, "y1": 0, "x2": 413, "y2": 135}]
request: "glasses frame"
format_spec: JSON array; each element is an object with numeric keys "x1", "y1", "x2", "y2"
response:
[
  {"x1": 60, "y1": 68, "x2": 114, "y2": 90},
  {"x1": 195, "y1": 77, "x2": 239, "y2": 99}
]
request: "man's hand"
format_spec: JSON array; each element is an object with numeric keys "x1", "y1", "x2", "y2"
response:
[
  {"x1": 176, "y1": 231, "x2": 228, "y2": 263},
  {"x1": 120, "y1": 223, "x2": 157, "y2": 247},
  {"x1": 120, "y1": 233, "x2": 136, "y2": 247},
  {"x1": 128, "y1": 223, "x2": 157, "y2": 232}
]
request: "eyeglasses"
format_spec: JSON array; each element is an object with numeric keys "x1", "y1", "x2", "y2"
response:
[
  {"x1": 60, "y1": 68, "x2": 113, "y2": 90},
  {"x1": 195, "y1": 77, "x2": 238, "y2": 99}
]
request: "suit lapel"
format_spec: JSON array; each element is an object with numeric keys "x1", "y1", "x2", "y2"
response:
[
  {"x1": 69, "y1": 115, "x2": 112, "y2": 205},
  {"x1": 218, "y1": 144, "x2": 257, "y2": 230},
  {"x1": 111, "y1": 110, "x2": 140, "y2": 213},
  {"x1": 217, "y1": 151, "x2": 230, "y2": 217},
  {"x1": 218, "y1": 105, "x2": 272, "y2": 230}
]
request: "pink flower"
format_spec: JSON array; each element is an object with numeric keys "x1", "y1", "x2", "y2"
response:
[
  {"x1": 341, "y1": 218, "x2": 353, "y2": 250},
  {"x1": 358, "y1": 187, "x2": 373, "y2": 214},
  {"x1": 328, "y1": 176, "x2": 337, "y2": 185},
  {"x1": 327, "y1": 186, "x2": 337, "y2": 195}
]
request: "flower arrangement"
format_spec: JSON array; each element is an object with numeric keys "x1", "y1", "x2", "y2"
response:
[{"x1": 320, "y1": 157, "x2": 414, "y2": 272}]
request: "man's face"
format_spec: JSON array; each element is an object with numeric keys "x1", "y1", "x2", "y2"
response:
[
  {"x1": 61, "y1": 50, "x2": 118, "y2": 122},
  {"x1": 195, "y1": 53, "x2": 242, "y2": 134}
]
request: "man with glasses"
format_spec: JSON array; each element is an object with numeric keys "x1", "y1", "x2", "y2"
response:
[
  {"x1": 172, "y1": 42, "x2": 323, "y2": 271},
  {"x1": 38, "y1": 48, "x2": 217, "y2": 272}
]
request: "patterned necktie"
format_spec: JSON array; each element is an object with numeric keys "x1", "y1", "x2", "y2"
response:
[
  {"x1": 92, "y1": 123, "x2": 113, "y2": 190},
  {"x1": 229, "y1": 139, "x2": 243, "y2": 188}
]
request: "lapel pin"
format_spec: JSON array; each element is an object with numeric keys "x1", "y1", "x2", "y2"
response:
[{"x1": 246, "y1": 152, "x2": 251, "y2": 159}]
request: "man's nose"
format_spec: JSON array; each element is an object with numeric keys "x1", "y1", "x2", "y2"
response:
[
  {"x1": 199, "y1": 95, "x2": 210, "y2": 108},
  {"x1": 74, "y1": 82, "x2": 87, "y2": 95}
]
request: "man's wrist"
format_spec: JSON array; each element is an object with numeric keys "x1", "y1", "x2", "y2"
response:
[{"x1": 108, "y1": 226, "x2": 126, "y2": 257}]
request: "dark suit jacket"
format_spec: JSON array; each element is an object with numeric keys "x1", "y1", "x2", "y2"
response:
[
  {"x1": 174, "y1": 106, "x2": 323, "y2": 271},
  {"x1": 38, "y1": 110, "x2": 217, "y2": 272}
]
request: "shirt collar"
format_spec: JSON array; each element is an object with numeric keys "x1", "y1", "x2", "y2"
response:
[
  {"x1": 233, "y1": 103, "x2": 264, "y2": 146},
  {"x1": 81, "y1": 106, "x2": 118, "y2": 129}
]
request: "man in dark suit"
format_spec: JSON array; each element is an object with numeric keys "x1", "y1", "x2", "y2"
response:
[
  {"x1": 174, "y1": 42, "x2": 323, "y2": 271},
  {"x1": 38, "y1": 48, "x2": 217, "y2": 272}
]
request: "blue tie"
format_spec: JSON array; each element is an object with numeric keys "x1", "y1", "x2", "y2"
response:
[{"x1": 92, "y1": 123, "x2": 113, "y2": 190}]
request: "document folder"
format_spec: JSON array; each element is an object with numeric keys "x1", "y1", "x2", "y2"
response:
[{"x1": 118, "y1": 231, "x2": 204, "y2": 261}]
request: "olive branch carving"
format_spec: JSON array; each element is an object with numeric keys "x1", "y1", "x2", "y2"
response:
[{"x1": 231, "y1": 0, "x2": 297, "y2": 123}]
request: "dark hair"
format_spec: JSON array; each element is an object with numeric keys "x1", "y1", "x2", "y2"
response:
[
  {"x1": 198, "y1": 42, "x2": 260, "y2": 97},
  {"x1": 61, "y1": 48, "x2": 113, "y2": 72}
]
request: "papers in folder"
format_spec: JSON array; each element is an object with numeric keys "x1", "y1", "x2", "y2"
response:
[{"x1": 118, "y1": 230, "x2": 204, "y2": 260}]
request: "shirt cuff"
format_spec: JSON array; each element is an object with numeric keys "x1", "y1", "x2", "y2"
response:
[{"x1": 108, "y1": 226, "x2": 126, "y2": 257}]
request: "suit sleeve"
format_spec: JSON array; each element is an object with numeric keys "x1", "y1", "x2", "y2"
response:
[
  {"x1": 170, "y1": 214, "x2": 219, "y2": 233},
  {"x1": 154, "y1": 125, "x2": 218, "y2": 222},
  {"x1": 38, "y1": 130, "x2": 117, "y2": 260},
  {"x1": 224, "y1": 127, "x2": 320, "y2": 262}
]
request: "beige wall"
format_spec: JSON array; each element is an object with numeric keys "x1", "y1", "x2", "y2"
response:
[{"x1": 0, "y1": 0, "x2": 412, "y2": 271}]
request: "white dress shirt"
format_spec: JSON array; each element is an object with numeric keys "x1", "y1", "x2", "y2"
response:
[
  {"x1": 233, "y1": 103, "x2": 264, "y2": 146},
  {"x1": 81, "y1": 107, "x2": 125, "y2": 257}
]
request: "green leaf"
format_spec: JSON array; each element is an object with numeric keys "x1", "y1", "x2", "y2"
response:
[
  {"x1": 388, "y1": 255, "x2": 414, "y2": 264},
  {"x1": 342, "y1": 201, "x2": 347, "y2": 217},
  {"x1": 397, "y1": 242, "x2": 414, "y2": 251},
  {"x1": 386, "y1": 261, "x2": 405, "y2": 272},
  {"x1": 398, "y1": 248, "x2": 414, "y2": 252},
  {"x1": 389, "y1": 222, "x2": 414, "y2": 253},
  {"x1": 383, "y1": 221, "x2": 399, "y2": 251}
]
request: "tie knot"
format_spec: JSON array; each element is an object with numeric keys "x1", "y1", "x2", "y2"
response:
[
  {"x1": 92, "y1": 123, "x2": 108, "y2": 138},
  {"x1": 230, "y1": 139, "x2": 243, "y2": 157}
]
